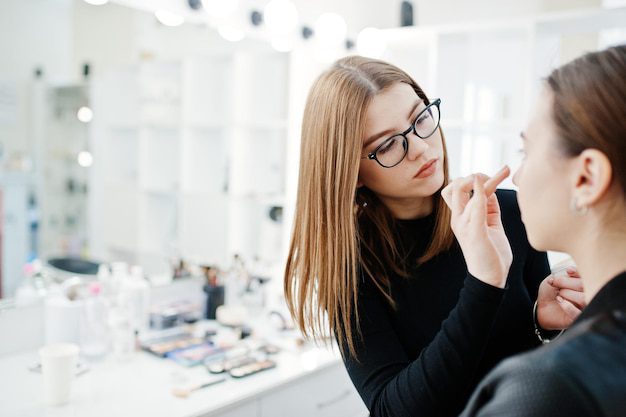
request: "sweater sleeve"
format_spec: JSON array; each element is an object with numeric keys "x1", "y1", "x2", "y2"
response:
[
  {"x1": 522, "y1": 238, "x2": 550, "y2": 302},
  {"x1": 341, "y1": 274, "x2": 506, "y2": 417}
]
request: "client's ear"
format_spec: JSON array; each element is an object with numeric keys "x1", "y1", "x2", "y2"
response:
[{"x1": 572, "y1": 149, "x2": 612, "y2": 208}]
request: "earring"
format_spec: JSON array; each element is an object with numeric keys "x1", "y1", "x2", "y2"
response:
[
  {"x1": 362, "y1": 201, "x2": 368, "y2": 208},
  {"x1": 569, "y1": 198, "x2": 588, "y2": 216}
]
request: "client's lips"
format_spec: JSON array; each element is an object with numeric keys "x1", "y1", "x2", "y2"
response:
[{"x1": 415, "y1": 158, "x2": 438, "y2": 178}]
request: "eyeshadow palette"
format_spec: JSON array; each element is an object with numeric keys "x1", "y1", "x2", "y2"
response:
[{"x1": 229, "y1": 359, "x2": 276, "y2": 379}]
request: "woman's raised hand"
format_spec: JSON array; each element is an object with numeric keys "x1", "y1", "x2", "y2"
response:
[{"x1": 441, "y1": 166, "x2": 512, "y2": 288}]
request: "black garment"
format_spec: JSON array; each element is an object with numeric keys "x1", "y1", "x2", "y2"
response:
[
  {"x1": 342, "y1": 189, "x2": 549, "y2": 417},
  {"x1": 460, "y1": 271, "x2": 626, "y2": 417}
]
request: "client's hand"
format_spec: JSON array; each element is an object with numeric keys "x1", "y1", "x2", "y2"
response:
[
  {"x1": 537, "y1": 265, "x2": 584, "y2": 330},
  {"x1": 442, "y1": 166, "x2": 512, "y2": 288}
]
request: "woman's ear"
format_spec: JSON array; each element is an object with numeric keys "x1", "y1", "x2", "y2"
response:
[{"x1": 572, "y1": 149, "x2": 613, "y2": 208}]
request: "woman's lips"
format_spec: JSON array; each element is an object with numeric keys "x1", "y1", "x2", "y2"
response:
[{"x1": 414, "y1": 158, "x2": 438, "y2": 179}]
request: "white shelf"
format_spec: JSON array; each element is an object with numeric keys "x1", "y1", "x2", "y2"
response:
[
  {"x1": 102, "y1": 182, "x2": 140, "y2": 252},
  {"x1": 139, "y1": 127, "x2": 180, "y2": 192},
  {"x1": 180, "y1": 128, "x2": 228, "y2": 194},
  {"x1": 138, "y1": 193, "x2": 178, "y2": 255},
  {"x1": 102, "y1": 128, "x2": 139, "y2": 182},
  {"x1": 229, "y1": 127, "x2": 286, "y2": 197},
  {"x1": 182, "y1": 56, "x2": 232, "y2": 126},
  {"x1": 184, "y1": 123, "x2": 230, "y2": 131},
  {"x1": 140, "y1": 188, "x2": 179, "y2": 197},
  {"x1": 179, "y1": 192, "x2": 229, "y2": 265},
  {"x1": 94, "y1": 67, "x2": 140, "y2": 128},
  {"x1": 232, "y1": 52, "x2": 288, "y2": 121},
  {"x1": 91, "y1": 48, "x2": 290, "y2": 271}
]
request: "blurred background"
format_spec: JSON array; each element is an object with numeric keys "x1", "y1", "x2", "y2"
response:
[{"x1": 0, "y1": 2, "x2": 625, "y2": 416}]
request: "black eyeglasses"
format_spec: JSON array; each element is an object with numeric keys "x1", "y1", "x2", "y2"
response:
[{"x1": 363, "y1": 98, "x2": 441, "y2": 168}]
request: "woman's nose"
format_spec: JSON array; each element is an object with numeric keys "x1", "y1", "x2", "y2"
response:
[
  {"x1": 512, "y1": 166, "x2": 520, "y2": 186},
  {"x1": 406, "y1": 133, "x2": 428, "y2": 161}
]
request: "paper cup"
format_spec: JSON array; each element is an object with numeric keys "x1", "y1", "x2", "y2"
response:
[{"x1": 39, "y1": 343, "x2": 80, "y2": 406}]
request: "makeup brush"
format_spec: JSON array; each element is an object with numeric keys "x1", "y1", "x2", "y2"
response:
[{"x1": 172, "y1": 377, "x2": 226, "y2": 398}]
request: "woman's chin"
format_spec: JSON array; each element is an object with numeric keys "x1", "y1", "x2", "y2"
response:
[{"x1": 423, "y1": 170, "x2": 445, "y2": 196}]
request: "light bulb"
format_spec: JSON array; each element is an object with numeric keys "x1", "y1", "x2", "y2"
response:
[
  {"x1": 155, "y1": 10, "x2": 185, "y2": 27},
  {"x1": 356, "y1": 27, "x2": 387, "y2": 58},
  {"x1": 77, "y1": 151, "x2": 93, "y2": 168},
  {"x1": 314, "y1": 13, "x2": 347, "y2": 46},
  {"x1": 77, "y1": 106, "x2": 93, "y2": 123},
  {"x1": 264, "y1": 0, "x2": 298, "y2": 36},
  {"x1": 83, "y1": 0, "x2": 108, "y2": 5},
  {"x1": 217, "y1": 16, "x2": 245, "y2": 42},
  {"x1": 271, "y1": 37, "x2": 294, "y2": 52}
]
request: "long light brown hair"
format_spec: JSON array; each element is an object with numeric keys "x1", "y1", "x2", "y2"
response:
[{"x1": 284, "y1": 56, "x2": 454, "y2": 359}]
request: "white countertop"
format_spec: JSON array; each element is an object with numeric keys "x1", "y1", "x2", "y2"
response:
[{"x1": 0, "y1": 342, "x2": 343, "y2": 417}]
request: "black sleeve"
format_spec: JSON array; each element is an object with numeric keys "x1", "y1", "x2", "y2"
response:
[
  {"x1": 460, "y1": 358, "x2": 600, "y2": 417},
  {"x1": 341, "y1": 274, "x2": 506, "y2": 417},
  {"x1": 522, "y1": 237, "x2": 550, "y2": 302}
]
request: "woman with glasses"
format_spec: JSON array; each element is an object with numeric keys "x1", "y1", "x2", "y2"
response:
[
  {"x1": 451, "y1": 45, "x2": 626, "y2": 416},
  {"x1": 283, "y1": 56, "x2": 584, "y2": 417}
]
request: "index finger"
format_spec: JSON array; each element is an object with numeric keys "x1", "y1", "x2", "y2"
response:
[
  {"x1": 550, "y1": 275, "x2": 584, "y2": 292},
  {"x1": 484, "y1": 165, "x2": 511, "y2": 196}
]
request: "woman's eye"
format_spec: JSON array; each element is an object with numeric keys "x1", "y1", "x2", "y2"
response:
[
  {"x1": 378, "y1": 141, "x2": 394, "y2": 154},
  {"x1": 414, "y1": 114, "x2": 428, "y2": 126}
]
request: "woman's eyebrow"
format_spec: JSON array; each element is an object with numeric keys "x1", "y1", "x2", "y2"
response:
[{"x1": 363, "y1": 100, "x2": 421, "y2": 147}]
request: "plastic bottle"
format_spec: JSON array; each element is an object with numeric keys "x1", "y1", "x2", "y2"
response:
[
  {"x1": 109, "y1": 300, "x2": 134, "y2": 360},
  {"x1": 108, "y1": 262, "x2": 135, "y2": 360},
  {"x1": 79, "y1": 281, "x2": 109, "y2": 361},
  {"x1": 225, "y1": 254, "x2": 248, "y2": 306},
  {"x1": 124, "y1": 265, "x2": 151, "y2": 335}
]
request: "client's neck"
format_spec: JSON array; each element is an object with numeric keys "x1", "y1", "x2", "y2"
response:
[{"x1": 571, "y1": 225, "x2": 626, "y2": 304}]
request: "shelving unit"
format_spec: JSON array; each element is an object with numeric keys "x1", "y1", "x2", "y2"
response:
[{"x1": 90, "y1": 48, "x2": 288, "y2": 274}]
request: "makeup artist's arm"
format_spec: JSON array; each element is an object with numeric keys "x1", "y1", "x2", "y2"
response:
[
  {"x1": 522, "y1": 242, "x2": 550, "y2": 303},
  {"x1": 340, "y1": 272, "x2": 506, "y2": 417}
]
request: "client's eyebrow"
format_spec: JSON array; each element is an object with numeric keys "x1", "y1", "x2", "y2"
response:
[{"x1": 363, "y1": 100, "x2": 422, "y2": 147}]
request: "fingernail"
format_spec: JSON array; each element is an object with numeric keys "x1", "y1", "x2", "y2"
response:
[
  {"x1": 548, "y1": 277, "x2": 554, "y2": 285},
  {"x1": 556, "y1": 295, "x2": 564, "y2": 303}
]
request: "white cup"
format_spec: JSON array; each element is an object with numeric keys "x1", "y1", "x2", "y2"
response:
[{"x1": 39, "y1": 343, "x2": 80, "y2": 406}]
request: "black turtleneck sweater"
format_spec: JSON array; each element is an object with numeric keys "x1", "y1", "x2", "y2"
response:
[{"x1": 341, "y1": 189, "x2": 550, "y2": 417}]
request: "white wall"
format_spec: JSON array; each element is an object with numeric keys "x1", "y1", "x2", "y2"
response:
[
  {"x1": 0, "y1": 0, "x2": 73, "y2": 82},
  {"x1": 71, "y1": 1, "x2": 137, "y2": 80},
  {"x1": 415, "y1": 0, "x2": 601, "y2": 25},
  {"x1": 0, "y1": 0, "x2": 73, "y2": 157}
]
